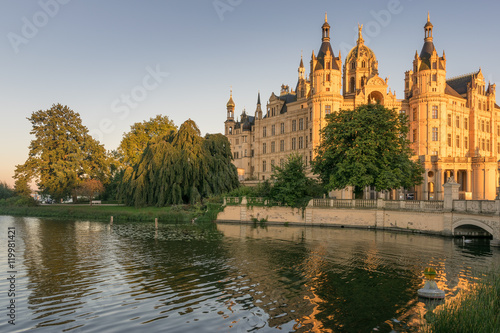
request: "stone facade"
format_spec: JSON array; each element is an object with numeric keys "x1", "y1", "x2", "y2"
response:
[{"x1": 224, "y1": 14, "x2": 500, "y2": 200}]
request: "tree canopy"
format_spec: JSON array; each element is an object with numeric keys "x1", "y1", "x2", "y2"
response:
[
  {"x1": 312, "y1": 103, "x2": 423, "y2": 193},
  {"x1": 14, "y1": 104, "x2": 110, "y2": 201},
  {"x1": 117, "y1": 115, "x2": 177, "y2": 167},
  {"x1": 270, "y1": 153, "x2": 324, "y2": 207},
  {"x1": 120, "y1": 119, "x2": 239, "y2": 207}
]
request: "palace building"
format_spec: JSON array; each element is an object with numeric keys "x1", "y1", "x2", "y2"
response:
[{"x1": 224, "y1": 14, "x2": 499, "y2": 200}]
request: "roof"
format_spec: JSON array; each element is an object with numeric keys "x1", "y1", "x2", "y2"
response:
[
  {"x1": 444, "y1": 84, "x2": 463, "y2": 98},
  {"x1": 419, "y1": 41, "x2": 435, "y2": 59},
  {"x1": 316, "y1": 41, "x2": 339, "y2": 70},
  {"x1": 446, "y1": 72, "x2": 478, "y2": 95}
]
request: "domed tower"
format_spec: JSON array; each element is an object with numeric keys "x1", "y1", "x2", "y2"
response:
[
  {"x1": 343, "y1": 25, "x2": 378, "y2": 95},
  {"x1": 405, "y1": 13, "x2": 446, "y2": 99},
  {"x1": 224, "y1": 89, "x2": 235, "y2": 135}
]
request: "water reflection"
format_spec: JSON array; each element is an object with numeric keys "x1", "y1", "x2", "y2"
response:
[{"x1": 0, "y1": 217, "x2": 498, "y2": 333}]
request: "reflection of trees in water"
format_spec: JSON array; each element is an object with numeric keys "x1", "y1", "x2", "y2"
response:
[{"x1": 19, "y1": 218, "x2": 109, "y2": 328}]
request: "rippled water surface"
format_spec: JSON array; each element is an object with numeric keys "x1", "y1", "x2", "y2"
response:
[{"x1": 1, "y1": 216, "x2": 499, "y2": 332}]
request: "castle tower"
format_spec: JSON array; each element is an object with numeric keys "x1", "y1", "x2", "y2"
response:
[
  {"x1": 310, "y1": 13, "x2": 343, "y2": 153},
  {"x1": 225, "y1": 89, "x2": 235, "y2": 135},
  {"x1": 405, "y1": 13, "x2": 447, "y2": 99}
]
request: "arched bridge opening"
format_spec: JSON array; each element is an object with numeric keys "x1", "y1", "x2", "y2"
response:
[{"x1": 452, "y1": 220, "x2": 494, "y2": 239}]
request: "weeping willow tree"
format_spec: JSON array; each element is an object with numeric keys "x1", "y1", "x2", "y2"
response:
[{"x1": 120, "y1": 119, "x2": 238, "y2": 207}]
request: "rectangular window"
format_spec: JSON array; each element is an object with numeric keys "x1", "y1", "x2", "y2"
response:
[
  {"x1": 456, "y1": 135, "x2": 460, "y2": 148},
  {"x1": 412, "y1": 129, "x2": 417, "y2": 142},
  {"x1": 464, "y1": 137, "x2": 468, "y2": 149},
  {"x1": 271, "y1": 141, "x2": 275, "y2": 153},
  {"x1": 280, "y1": 122, "x2": 285, "y2": 134},
  {"x1": 456, "y1": 116, "x2": 460, "y2": 128},
  {"x1": 262, "y1": 160, "x2": 266, "y2": 172},
  {"x1": 432, "y1": 74, "x2": 437, "y2": 81},
  {"x1": 498, "y1": 125, "x2": 500, "y2": 136},
  {"x1": 299, "y1": 118, "x2": 304, "y2": 130},
  {"x1": 325, "y1": 105, "x2": 331, "y2": 115},
  {"x1": 291, "y1": 137, "x2": 296, "y2": 150},
  {"x1": 482, "y1": 138, "x2": 485, "y2": 151},
  {"x1": 292, "y1": 120, "x2": 297, "y2": 132},
  {"x1": 481, "y1": 120, "x2": 485, "y2": 132},
  {"x1": 464, "y1": 118, "x2": 468, "y2": 130},
  {"x1": 498, "y1": 142, "x2": 500, "y2": 154},
  {"x1": 486, "y1": 121, "x2": 490, "y2": 133},
  {"x1": 262, "y1": 143, "x2": 266, "y2": 154},
  {"x1": 263, "y1": 126, "x2": 267, "y2": 137},
  {"x1": 432, "y1": 105, "x2": 438, "y2": 119},
  {"x1": 432, "y1": 127, "x2": 438, "y2": 141},
  {"x1": 271, "y1": 125, "x2": 275, "y2": 136},
  {"x1": 298, "y1": 137, "x2": 304, "y2": 149},
  {"x1": 271, "y1": 159, "x2": 275, "y2": 167},
  {"x1": 487, "y1": 139, "x2": 490, "y2": 152},
  {"x1": 447, "y1": 114, "x2": 452, "y2": 126},
  {"x1": 447, "y1": 134, "x2": 452, "y2": 147},
  {"x1": 280, "y1": 140, "x2": 284, "y2": 152},
  {"x1": 412, "y1": 108, "x2": 417, "y2": 122}
]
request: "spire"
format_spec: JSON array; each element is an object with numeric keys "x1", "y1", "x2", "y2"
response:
[
  {"x1": 226, "y1": 88, "x2": 235, "y2": 109},
  {"x1": 420, "y1": 13, "x2": 435, "y2": 59},
  {"x1": 322, "y1": 12, "x2": 330, "y2": 42},
  {"x1": 424, "y1": 12, "x2": 433, "y2": 42},
  {"x1": 257, "y1": 91, "x2": 261, "y2": 105},
  {"x1": 325, "y1": 12, "x2": 327, "y2": 23}
]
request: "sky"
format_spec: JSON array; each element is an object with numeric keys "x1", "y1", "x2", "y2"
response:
[{"x1": 1, "y1": 0, "x2": 499, "y2": 187}]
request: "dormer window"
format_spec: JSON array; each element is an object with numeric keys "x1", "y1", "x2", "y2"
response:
[{"x1": 351, "y1": 61, "x2": 356, "y2": 70}]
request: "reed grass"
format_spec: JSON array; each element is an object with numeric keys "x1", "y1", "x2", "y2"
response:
[{"x1": 423, "y1": 270, "x2": 500, "y2": 333}]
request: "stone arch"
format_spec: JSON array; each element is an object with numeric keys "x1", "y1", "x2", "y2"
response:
[
  {"x1": 452, "y1": 219, "x2": 495, "y2": 238},
  {"x1": 368, "y1": 91, "x2": 384, "y2": 104}
]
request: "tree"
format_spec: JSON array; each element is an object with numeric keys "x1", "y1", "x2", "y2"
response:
[
  {"x1": 270, "y1": 153, "x2": 324, "y2": 207},
  {"x1": 312, "y1": 103, "x2": 423, "y2": 194},
  {"x1": 14, "y1": 176, "x2": 31, "y2": 197},
  {"x1": 121, "y1": 119, "x2": 239, "y2": 207},
  {"x1": 0, "y1": 181, "x2": 14, "y2": 200},
  {"x1": 14, "y1": 104, "x2": 110, "y2": 201},
  {"x1": 75, "y1": 179, "x2": 104, "y2": 204},
  {"x1": 117, "y1": 115, "x2": 177, "y2": 167}
]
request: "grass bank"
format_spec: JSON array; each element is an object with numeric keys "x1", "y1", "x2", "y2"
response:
[
  {"x1": 423, "y1": 270, "x2": 500, "y2": 333},
  {"x1": 0, "y1": 203, "x2": 223, "y2": 223}
]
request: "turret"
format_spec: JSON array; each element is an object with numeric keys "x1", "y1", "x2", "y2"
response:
[
  {"x1": 255, "y1": 91, "x2": 262, "y2": 120},
  {"x1": 225, "y1": 89, "x2": 235, "y2": 135}
]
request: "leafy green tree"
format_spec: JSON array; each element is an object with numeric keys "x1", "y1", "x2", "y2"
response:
[
  {"x1": 270, "y1": 153, "x2": 324, "y2": 207},
  {"x1": 117, "y1": 115, "x2": 177, "y2": 167},
  {"x1": 312, "y1": 103, "x2": 423, "y2": 194},
  {"x1": 14, "y1": 104, "x2": 110, "y2": 201},
  {"x1": 0, "y1": 181, "x2": 14, "y2": 199},
  {"x1": 14, "y1": 176, "x2": 31, "y2": 197},
  {"x1": 121, "y1": 119, "x2": 239, "y2": 207}
]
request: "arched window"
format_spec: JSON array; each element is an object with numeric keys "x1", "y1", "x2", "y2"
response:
[
  {"x1": 350, "y1": 77, "x2": 355, "y2": 93},
  {"x1": 351, "y1": 61, "x2": 356, "y2": 69},
  {"x1": 229, "y1": 127, "x2": 232, "y2": 134},
  {"x1": 361, "y1": 60, "x2": 366, "y2": 68}
]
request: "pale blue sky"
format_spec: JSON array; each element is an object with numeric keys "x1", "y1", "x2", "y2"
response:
[{"x1": 1, "y1": 0, "x2": 499, "y2": 186}]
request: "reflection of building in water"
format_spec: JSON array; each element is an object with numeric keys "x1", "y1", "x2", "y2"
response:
[
  {"x1": 225, "y1": 14, "x2": 500, "y2": 200},
  {"x1": 217, "y1": 223, "x2": 500, "y2": 331}
]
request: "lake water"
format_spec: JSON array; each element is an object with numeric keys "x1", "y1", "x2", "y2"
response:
[{"x1": 1, "y1": 216, "x2": 499, "y2": 333}]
